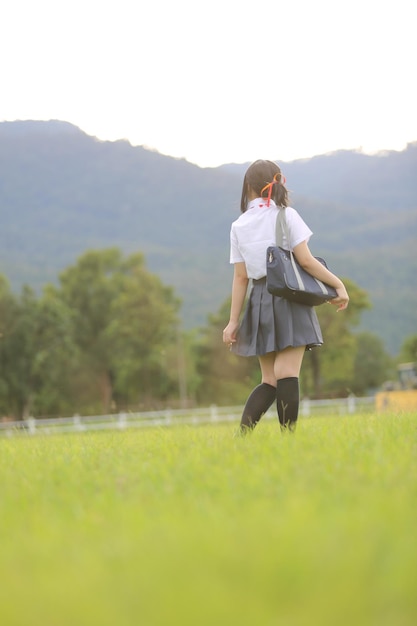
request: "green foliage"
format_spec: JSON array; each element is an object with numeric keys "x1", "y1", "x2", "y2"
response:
[
  {"x1": 0, "y1": 249, "x2": 182, "y2": 417},
  {"x1": 1, "y1": 414, "x2": 416, "y2": 626},
  {"x1": 0, "y1": 255, "x2": 406, "y2": 415},
  {"x1": 194, "y1": 297, "x2": 259, "y2": 405},
  {"x1": 302, "y1": 279, "x2": 371, "y2": 396},
  {"x1": 57, "y1": 248, "x2": 181, "y2": 411},
  {"x1": 25, "y1": 287, "x2": 79, "y2": 415},
  {"x1": 351, "y1": 332, "x2": 395, "y2": 394},
  {"x1": 0, "y1": 282, "x2": 77, "y2": 418},
  {"x1": 105, "y1": 254, "x2": 181, "y2": 406},
  {"x1": 399, "y1": 334, "x2": 417, "y2": 363}
]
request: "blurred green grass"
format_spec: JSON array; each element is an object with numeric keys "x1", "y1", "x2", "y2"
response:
[{"x1": 1, "y1": 413, "x2": 416, "y2": 626}]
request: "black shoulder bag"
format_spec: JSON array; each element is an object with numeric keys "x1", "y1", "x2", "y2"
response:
[{"x1": 266, "y1": 208, "x2": 337, "y2": 306}]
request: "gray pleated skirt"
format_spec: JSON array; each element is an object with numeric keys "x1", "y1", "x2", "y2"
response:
[{"x1": 231, "y1": 277, "x2": 323, "y2": 357}]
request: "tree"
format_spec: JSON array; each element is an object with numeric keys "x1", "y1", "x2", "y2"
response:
[
  {"x1": 105, "y1": 253, "x2": 181, "y2": 408},
  {"x1": 0, "y1": 276, "x2": 19, "y2": 417},
  {"x1": 57, "y1": 248, "x2": 181, "y2": 412},
  {"x1": 195, "y1": 298, "x2": 259, "y2": 406},
  {"x1": 0, "y1": 281, "x2": 77, "y2": 419},
  {"x1": 398, "y1": 335, "x2": 417, "y2": 363},
  {"x1": 351, "y1": 332, "x2": 394, "y2": 395},
  {"x1": 301, "y1": 279, "x2": 371, "y2": 397}
]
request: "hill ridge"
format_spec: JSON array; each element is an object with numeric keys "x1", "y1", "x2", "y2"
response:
[{"x1": 1, "y1": 120, "x2": 416, "y2": 354}]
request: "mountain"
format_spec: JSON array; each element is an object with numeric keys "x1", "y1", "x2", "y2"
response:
[{"x1": 1, "y1": 120, "x2": 416, "y2": 354}]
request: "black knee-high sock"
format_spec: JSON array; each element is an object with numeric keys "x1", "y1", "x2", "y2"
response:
[
  {"x1": 276, "y1": 377, "x2": 299, "y2": 432},
  {"x1": 240, "y1": 383, "x2": 276, "y2": 432}
]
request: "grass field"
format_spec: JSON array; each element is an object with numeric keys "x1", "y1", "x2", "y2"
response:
[{"x1": 1, "y1": 413, "x2": 416, "y2": 626}]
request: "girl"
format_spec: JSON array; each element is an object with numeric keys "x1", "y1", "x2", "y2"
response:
[{"x1": 223, "y1": 160, "x2": 349, "y2": 433}]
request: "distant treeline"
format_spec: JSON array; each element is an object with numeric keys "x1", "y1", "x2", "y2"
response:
[{"x1": 1, "y1": 248, "x2": 408, "y2": 420}]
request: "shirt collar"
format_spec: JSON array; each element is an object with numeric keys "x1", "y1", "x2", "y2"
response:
[{"x1": 247, "y1": 198, "x2": 277, "y2": 211}]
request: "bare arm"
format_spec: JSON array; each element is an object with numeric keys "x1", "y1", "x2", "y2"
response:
[
  {"x1": 223, "y1": 262, "x2": 249, "y2": 345},
  {"x1": 293, "y1": 240, "x2": 349, "y2": 311}
]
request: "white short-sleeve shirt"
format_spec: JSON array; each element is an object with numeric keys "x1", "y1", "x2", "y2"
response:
[{"x1": 229, "y1": 198, "x2": 313, "y2": 280}]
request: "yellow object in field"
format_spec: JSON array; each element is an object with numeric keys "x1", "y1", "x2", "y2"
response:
[
  {"x1": 376, "y1": 362, "x2": 417, "y2": 412},
  {"x1": 376, "y1": 389, "x2": 417, "y2": 412}
]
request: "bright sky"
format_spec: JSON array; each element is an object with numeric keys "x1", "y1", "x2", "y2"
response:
[{"x1": 1, "y1": 0, "x2": 416, "y2": 168}]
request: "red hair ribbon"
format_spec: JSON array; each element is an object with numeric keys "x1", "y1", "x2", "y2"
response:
[{"x1": 260, "y1": 173, "x2": 286, "y2": 207}]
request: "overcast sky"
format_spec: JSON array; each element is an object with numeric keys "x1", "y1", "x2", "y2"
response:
[{"x1": 1, "y1": 0, "x2": 416, "y2": 167}]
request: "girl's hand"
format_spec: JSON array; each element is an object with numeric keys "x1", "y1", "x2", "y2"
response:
[
  {"x1": 223, "y1": 321, "x2": 239, "y2": 347},
  {"x1": 329, "y1": 286, "x2": 349, "y2": 312}
]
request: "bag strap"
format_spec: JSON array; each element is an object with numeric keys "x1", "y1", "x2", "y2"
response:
[
  {"x1": 275, "y1": 208, "x2": 329, "y2": 296},
  {"x1": 275, "y1": 208, "x2": 288, "y2": 249},
  {"x1": 275, "y1": 209, "x2": 305, "y2": 291}
]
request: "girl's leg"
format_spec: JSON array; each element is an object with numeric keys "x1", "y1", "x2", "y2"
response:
[
  {"x1": 274, "y1": 346, "x2": 306, "y2": 432},
  {"x1": 239, "y1": 352, "x2": 276, "y2": 433}
]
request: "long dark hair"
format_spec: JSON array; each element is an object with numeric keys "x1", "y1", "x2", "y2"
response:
[{"x1": 240, "y1": 159, "x2": 288, "y2": 213}]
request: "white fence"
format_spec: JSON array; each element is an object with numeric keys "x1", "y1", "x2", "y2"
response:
[{"x1": 0, "y1": 396, "x2": 375, "y2": 437}]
